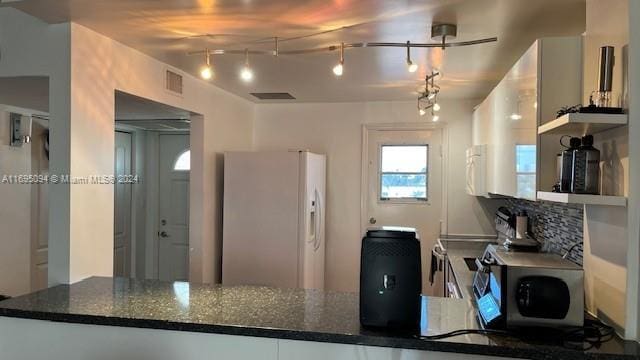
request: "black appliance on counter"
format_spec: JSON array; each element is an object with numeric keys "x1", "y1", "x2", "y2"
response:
[{"x1": 360, "y1": 227, "x2": 421, "y2": 329}]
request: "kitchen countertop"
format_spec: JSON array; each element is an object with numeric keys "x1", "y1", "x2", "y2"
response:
[{"x1": 0, "y1": 277, "x2": 638, "y2": 360}]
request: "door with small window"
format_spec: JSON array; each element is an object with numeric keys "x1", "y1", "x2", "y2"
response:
[
  {"x1": 365, "y1": 128, "x2": 443, "y2": 295},
  {"x1": 158, "y1": 134, "x2": 190, "y2": 282}
]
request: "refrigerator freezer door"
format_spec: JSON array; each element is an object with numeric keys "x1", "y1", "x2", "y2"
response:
[{"x1": 299, "y1": 152, "x2": 326, "y2": 290}]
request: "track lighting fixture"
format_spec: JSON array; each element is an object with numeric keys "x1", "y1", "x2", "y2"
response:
[
  {"x1": 240, "y1": 48, "x2": 254, "y2": 82},
  {"x1": 186, "y1": 23, "x2": 497, "y2": 86},
  {"x1": 333, "y1": 42, "x2": 345, "y2": 77},
  {"x1": 200, "y1": 49, "x2": 213, "y2": 80},
  {"x1": 417, "y1": 70, "x2": 442, "y2": 118},
  {"x1": 406, "y1": 41, "x2": 418, "y2": 73}
]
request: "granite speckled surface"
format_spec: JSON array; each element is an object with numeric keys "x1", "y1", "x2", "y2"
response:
[{"x1": 0, "y1": 277, "x2": 637, "y2": 360}]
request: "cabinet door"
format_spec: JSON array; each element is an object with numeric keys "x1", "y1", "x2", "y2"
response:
[
  {"x1": 472, "y1": 98, "x2": 495, "y2": 195},
  {"x1": 473, "y1": 42, "x2": 538, "y2": 200},
  {"x1": 278, "y1": 339, "x2": 523, "y2": 360}
]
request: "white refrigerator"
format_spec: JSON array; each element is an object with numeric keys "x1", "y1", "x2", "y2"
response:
[{"x1": 222, "y1": 151, "x2": 326, "y2": 290}]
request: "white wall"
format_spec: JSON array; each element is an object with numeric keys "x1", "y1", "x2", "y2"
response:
[
  {"x1": 625, "y1": 0, "x2": 640, "y2": 341},
  {"x1": 253, "y1": 100, "x2": 498, "y2": 292},
  {"x1": 0, "y1": 106, "x2": 34, "y2": 296},
  {"x1": 0, "y1": 7, "x2": 72, "y2": 286},
  {"x1": 0, "y1": 9, "x2": 254, "y2": 285},
  {"x1": 68, "y1": 23, "x2": 254, "y2": 284},
  {"x1": 581, "y1": 0, "x2": 630, "y2": 334}
]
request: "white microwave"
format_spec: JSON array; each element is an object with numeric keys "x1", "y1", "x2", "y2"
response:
[{"x1": 465, "y1": 145, "x2": 487, "y2": 197}]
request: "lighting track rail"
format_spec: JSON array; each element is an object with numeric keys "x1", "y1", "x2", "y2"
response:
[
  {"x1": 186, "y1": 37, "x2": 498, "y2": 57},
  {"x1": 187, "y1": 23, "x2": 495, "y2": 118}
]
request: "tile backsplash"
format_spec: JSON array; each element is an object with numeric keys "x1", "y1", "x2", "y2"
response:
[{"x1": 505, "y1": 198, "x2": 584, "y2": 265}]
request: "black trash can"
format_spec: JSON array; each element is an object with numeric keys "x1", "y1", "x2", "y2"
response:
[{"x1": 359, "y1": 227, "x2": 422, "y2": 329}]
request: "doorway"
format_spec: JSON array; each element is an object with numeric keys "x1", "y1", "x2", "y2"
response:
[
  {"x1": 157, "y1": 134, "x2": 190, "y2": 281},
  {"x1": 114, "y1": 91, "x2": 192, "y2": 281},
  {"x1": 361, "y1": 125, "x2": 445, "y2": 296},
  {"x1": 0, "y1": 76, "x2": 50, "y2": 297}
]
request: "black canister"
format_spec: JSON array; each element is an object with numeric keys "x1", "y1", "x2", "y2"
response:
[
  {"x1": 559, "y1": 137, "x2": 581, "y2": 193},
  {"x1": 572, "y1": 135, "x2": 601, "y2": 194}
]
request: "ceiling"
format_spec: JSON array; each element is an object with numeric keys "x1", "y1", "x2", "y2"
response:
[
  {"x1": 115, "y1": 91, "x2": 191, "y2": 121},
  {"x1": 4, "y1": 0, "x2": 586, "y2": 103},
  {"x1": 115, "y1": 91, "x2": 191, "y2": 131},
  {"x1": 0, "y1": 76, "x2": 49, "y2": 112}
]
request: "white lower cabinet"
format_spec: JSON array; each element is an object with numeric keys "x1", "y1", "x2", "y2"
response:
[
  {"x1": 0, "y1": 317, "x2": 278, "y2": 360},
  {"x1": 0, "y1": 317, "x2": 525, "y2": 360},
  {"x1": 277, "y1": 339, "x2": 523, "y2": 360}
]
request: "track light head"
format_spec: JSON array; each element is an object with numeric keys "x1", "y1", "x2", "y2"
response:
[
  {"x1": 200, "y1": 66, "x2": 213, "y2": 80},
  {"x1": 406, "y1": 41, "x2": 418, "y2": 73},
  {"x1": 333, "y1": 42, "x2": 345, "y2": 77},
  {"x1": 407, "y1": 60, "x2": 418, "y2": 73},
  {"x1": 240, "y1": 66, "x2": 254, "y2": 82},
  {"x1": 200, "y1": 49, "x2": 213, "y2": 80},
  {"x1": 333, "y1": 63, "x2": 344, "y2": 76},
  {"x1": 240, "y1": 49, "x2": 254, "y2": 82}
]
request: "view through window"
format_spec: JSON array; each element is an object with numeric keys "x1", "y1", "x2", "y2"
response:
[
  {"x1": 379, "y1": 145, "x2": 428, "y2": 200},
  {"x1": 515, "y1": 144, "x2": 536, "y2": 199}
]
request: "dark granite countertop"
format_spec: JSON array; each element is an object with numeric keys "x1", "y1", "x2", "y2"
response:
[{"x1": 0, "y1": 277, "x2": 637, "y2": 360}]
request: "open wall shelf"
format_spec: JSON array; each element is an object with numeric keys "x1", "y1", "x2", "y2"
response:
[
  {"x1": 538, "y1": 113, "x2": 628, "y2": 135},
  {"x1": 537, "y1": 191, "x2": 627, "y2": 207}
]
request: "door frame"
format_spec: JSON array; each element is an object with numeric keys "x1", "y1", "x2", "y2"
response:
[
  {"x1": 359, "y1": 123, "x2": 449, "y2": 237},
  {"x1": 114, "y1": 128, "x2": 135, "y2": 278}
]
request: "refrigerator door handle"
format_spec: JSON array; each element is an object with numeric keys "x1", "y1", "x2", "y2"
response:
[
  {"x1": 313, "y1": 189, "x2": 322, "y2": 251},
  {"x1": 307, "y1": 194, "x2": 316, "y2": 244}
]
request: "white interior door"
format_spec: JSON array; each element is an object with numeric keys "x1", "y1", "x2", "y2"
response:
[
  {"x1": 364, "y1": 128, "x2": 443, "y2": 295},
  {"x1": 114, "y1": 131, "x2": 132, "y2": 278},
  {"x1": 158, "y1": 134, "x2": 190, "y2": 282}
]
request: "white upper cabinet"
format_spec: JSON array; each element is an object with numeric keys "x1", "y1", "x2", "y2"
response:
[{"x1": 472, "y1": 37, "x2": 582, "y2": 200}]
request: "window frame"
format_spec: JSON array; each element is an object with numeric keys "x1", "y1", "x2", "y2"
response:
[{"x1": 378, "y1": 143, "x2": 429, "y2": 204}]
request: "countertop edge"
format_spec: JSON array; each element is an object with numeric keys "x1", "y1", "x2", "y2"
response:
[{"x1": 0, "y1": 308, "x2": 634, "y2": 360}]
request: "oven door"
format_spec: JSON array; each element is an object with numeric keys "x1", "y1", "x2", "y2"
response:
[{"x1": 445, "y1": 260, "x2": 462, "y2": 299}]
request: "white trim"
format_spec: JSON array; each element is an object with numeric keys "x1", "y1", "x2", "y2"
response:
[
  {"x1": 145, "y1": 132, "x2": 160, "y2": 279},
  {"x1": 114, "y1": 129, "x2": 136, "y2": 278},
  {"x1": 625, "y1": 0, "x2": 640, "y2": 341},
  {"x1": 360, "y1": 122, "x2": 448, "y2": 237}
]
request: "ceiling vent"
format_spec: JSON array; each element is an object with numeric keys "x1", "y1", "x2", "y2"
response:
[
  {"x1": 250, "y1": 92, "x2": 296, "y2": 100},
  {"x1": 165, "y1": 70, "x2": 183, "y2": 95}
]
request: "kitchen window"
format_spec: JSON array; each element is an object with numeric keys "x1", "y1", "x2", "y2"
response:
[
  {"x1": 379, "y1": 145, "x2": 428, "y2": 201},
  {"x1": 515, "y1": 144, "x2": 536, "y2": 199}
]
